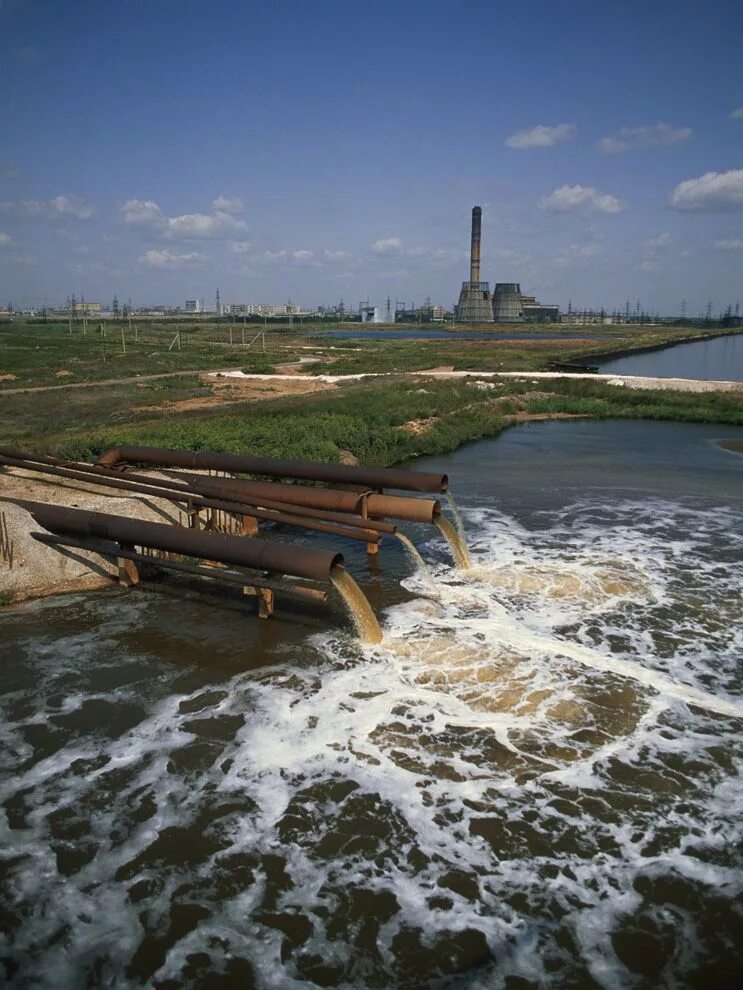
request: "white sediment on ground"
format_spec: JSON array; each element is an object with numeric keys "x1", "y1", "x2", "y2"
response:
[{"x1": 212, "y1": 368, "x2": 743, "y2": 392}]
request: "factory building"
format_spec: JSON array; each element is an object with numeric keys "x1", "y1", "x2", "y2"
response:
[{"x1": 520, "y1": 294, "x2": 560, "y2": 323}]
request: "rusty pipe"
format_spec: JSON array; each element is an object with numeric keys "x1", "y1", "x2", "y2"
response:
[
  {"x1": 31, "y1": 532, "x2": 328, "y2": 602},
  {"x1": 176, "y1": 473, "x2": 368, "y2": 514},
  {"x1": 96, "y1": 445, "x2": 448, "y2": 493},
  {"x1": 365, "y1": 493, "x2": 441, "y2": 524},
  {"x1": 181, "y1": 473, "x2": 440, "y2": 524},
  {"x1": 11, "y1": 499, "x2": 343, "y2": 582},
  {"x1": 0, "y1": 454, "x2": 382, "y2": 543}
]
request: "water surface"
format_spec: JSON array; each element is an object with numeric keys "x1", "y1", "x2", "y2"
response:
[
  {"x1": 1, "y1": 419, "x2": 742, "y2": 988},
  {"x1": 314, "y1": 328, "x2": 609, "y2": 341},
  {"x1": 598, "y1": 332, "x2": 743, "y2": 381}
]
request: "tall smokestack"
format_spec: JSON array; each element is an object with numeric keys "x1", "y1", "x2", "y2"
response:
[{"x1": 469, "y1": 206, "x2": 482, "y2": 285}]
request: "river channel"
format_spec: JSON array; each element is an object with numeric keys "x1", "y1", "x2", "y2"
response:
[
  {"x1": 597, "y1": 331, "x2": 743, "y2": 381},
  {"x1": 1, "y1": 420, "x2": 742, "y2": 988}
]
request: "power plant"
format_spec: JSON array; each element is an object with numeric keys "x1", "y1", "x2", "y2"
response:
[
  {"x1": 456, "y1": 207, "x2": 495, "y2": 323},
  {"x1": 457, "y1": 206, "x2": 526, "y2": 323}
]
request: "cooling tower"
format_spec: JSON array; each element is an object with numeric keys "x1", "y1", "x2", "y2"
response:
[{"x1": 493, "y1": 283, "x2": 524, "y2": 323}]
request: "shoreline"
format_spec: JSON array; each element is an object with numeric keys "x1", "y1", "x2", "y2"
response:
[{"x1": 3, "y1": 402, "x2": 743, "y2": 608}]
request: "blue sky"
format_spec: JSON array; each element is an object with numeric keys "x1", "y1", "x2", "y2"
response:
[{"x1": 1, "y1": 0, "x2": 742, "y2": 314}]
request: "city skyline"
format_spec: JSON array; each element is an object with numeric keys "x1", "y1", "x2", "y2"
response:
[{"x1": 2, "y1": 0, "x2": 743, "y2": 313}]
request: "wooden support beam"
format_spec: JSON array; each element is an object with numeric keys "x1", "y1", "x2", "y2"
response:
[
  {"x1": 117, "y1": 556, "x2": 140, "y2": 587},
  {"x1": 241, "y1": 514, "x2": 259, "y2": 535}
]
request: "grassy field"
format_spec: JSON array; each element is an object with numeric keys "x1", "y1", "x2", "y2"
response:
[
  {"x1": 0, "y1": 320, "x2": 298, "y2": 386},
  {"x1": 0, "y1": 319, "x2": 728, "y2": 388},
  {"x1": 55, "y1": 376, "x2": 743, "y2": 467},
  {"x1": 2, "y1": 319, "x2": 740, "y2": 467}
]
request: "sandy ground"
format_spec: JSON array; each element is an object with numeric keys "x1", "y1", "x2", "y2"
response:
[
  {"x1": 132, "y1": 371, "x2": 336, "y2": 415},
  {"x1": 0, "y1": 470, "x2": 181, "y2": 604}
]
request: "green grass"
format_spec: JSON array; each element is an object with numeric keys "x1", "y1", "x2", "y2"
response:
[
  {"x1": 0, "y1": 321, "x2": 293, "y2": 386},
  {"x1": 56, "y1": 376, "x2": 743, "y2": 468}
]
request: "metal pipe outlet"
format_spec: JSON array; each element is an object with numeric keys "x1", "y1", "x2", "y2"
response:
[
  {"x1": 11, "y1": 500, "x2": 344, "y2": 582},
  {"x1": 96, "y1": 445, "x2": 448, "y2": 493}
]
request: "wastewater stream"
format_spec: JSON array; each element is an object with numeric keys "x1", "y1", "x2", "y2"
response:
[{"x1": 1, "y1": 419, "x2": 742, "y2": 988}]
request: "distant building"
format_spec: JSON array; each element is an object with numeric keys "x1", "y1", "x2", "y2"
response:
[
  {"x1": 245, "y1": 303, "x2": 303, "y2": 317},
  {"x1": 360, "y1": 305, "x2": 383, "y2": 323},
  {"x1": 520, "y1": 294, "x2": 560, "y2": 323},
  {"x1": 185, "y1": 299, "x2": 202, "y2": 313}
]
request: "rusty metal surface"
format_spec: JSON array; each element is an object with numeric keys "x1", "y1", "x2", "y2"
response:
[
  {"x1": 96, "y1": 445, "x2": 448, "y2": 493},
  {"x1": 13, "y1": 500, "x2": 343, "y2": 582},
  {"x1": 32, "y1": 532, "x2": 328, "y2": 602},
  {"x1": 366, "y1": 493, "x2": 441, "y2": 524},
  {"x1": 179, "y1": 474, "x2": 368, "y2": 514},
  {"x1": 0, "y1": 454, "x2": 383, "y2": 543}
]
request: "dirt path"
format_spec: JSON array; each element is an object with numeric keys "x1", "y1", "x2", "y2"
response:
[{"x1": 0, "y1": 368, "x2": 239, "y2": 396}]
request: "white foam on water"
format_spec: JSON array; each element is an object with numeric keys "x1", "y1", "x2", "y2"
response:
[{"x1": 1, "y1": 495, "x2": 742, "y2": 987}]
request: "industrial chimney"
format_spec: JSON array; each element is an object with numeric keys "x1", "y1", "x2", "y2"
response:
[
  {"x1": 456, "y1": 204, "x2": 494, "y2": 323},
  {"x1": 470, "y1": 206, "x2": 482, "y2": 285}
]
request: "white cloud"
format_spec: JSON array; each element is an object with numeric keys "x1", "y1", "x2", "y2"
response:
[
  {"x1": 714, "y1": 238, "x2": 743, "y2": 250},
  {"x1": 121, "y1": 198, "x2": 248, "y2": 239},
  {"x1": 121, "y1": 199, "x2": 163, "y2": 227},
  {"x1": 0, "y1": 195, "x2": 95, "y2": 220},
  {"x1": 324, "y1": 249, "x2": 352, "y2": 261},
  {"x1": 292, "y1": 249, "x2": 314, "y2": 261},
  {"x1": 370, "y1": 237, "x2": 403, "y2": 255},
  {"x1": 375, "y1": 267, "x2": 409, "y2": 280},
  {"x1": 0, "y1": 232, "x2": 11, "y2": 247},
  {"x1": 670, "y1": 169, "x2": 743, "y2": 211},
  {"x1": 263, "y1": 250, "x2": 287, "y2": 261},
  {"x1": 230, "y1": 241, "x2": 251, "y2": 253},
  {"x1": 212, "y1": 195, "x2": 244, "y2": 214},
  {"x1": 540, "y1": 184, "x2": 624, "y2": 214},
  {"x1": 505, "y1": 123, "x2": 575, "y2": 149},
  {"x1": 168, "y1": 211, "x2": 247, "y2": 239},
  {"x1": 5, "y1": 253, "x2": 36, "y2": 266},
  {"x1": 599, "y1": 123, "x2": 691, "y2": 153},
  {"x1": 553, "y1": 243, "x2": 602, "y2": 265},
  {"x1": 639, "y1": 260, "x2": 661, "y2": 272},
  {"x1": 138, "y1": 249, "x2": 205, "y2": 269},
  {"x1": 730, "y1": 107, "x2": 743, "y2": 119},
  {"x1": 646, "y1": 232, "x2": 672, "y2": 249},
  {"x1": 405, "y1": 245, "x2": 458, "y2": 262}
]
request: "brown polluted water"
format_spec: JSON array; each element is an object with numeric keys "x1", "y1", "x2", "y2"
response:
[
  {"x1": 435, "y1": 514, "x2": 471, "y2": 569},
  {"x1": 2, "y1": 422, "x2": 742, "y2": 988},
  {"x1": 394, "y1": 532, "x2": 436, "y2": 589},
  {"x1": 446, "y1": 489, "x2": 468, "y2": 544},
  {"x1": 329, "y1": 564, "x2": 383, "y2": 643}
]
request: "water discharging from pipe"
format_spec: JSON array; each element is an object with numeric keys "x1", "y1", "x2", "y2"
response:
[
  {"x1": 446, "y1": 490, "x2": 468, "y2": 545},
  {"x1": 330, "y1": 566, "x2": 383, "y2": 644},
  {"x1": 394, "y1": 532, "x2": 436, "y2": 590},
  {"x1": 435, "y1": 516, "x2": 471, "y2": 569}
]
